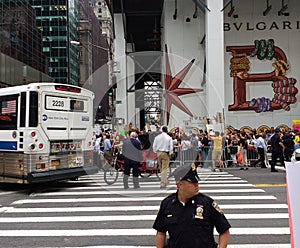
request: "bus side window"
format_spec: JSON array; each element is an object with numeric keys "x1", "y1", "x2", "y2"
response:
[
  {"x1": 29, "y1": 91, "x2": 38, "y2": 127},
  {"x1": 20, "y1": 92, "x2": 26, "y2": 127}
]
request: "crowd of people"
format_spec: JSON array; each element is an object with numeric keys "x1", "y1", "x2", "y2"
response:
[{"x1": 93, "y1": 123, "x2": 300, "y2": 183}]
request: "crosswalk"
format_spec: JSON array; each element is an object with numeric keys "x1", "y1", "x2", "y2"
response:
[{"x1": 0, "y1": 169, "x2": 290, "y2": 248}]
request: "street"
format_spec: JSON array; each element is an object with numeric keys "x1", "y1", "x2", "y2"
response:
[{"x1": 0, "y1": 165, "x2": 290, "y2": 248}]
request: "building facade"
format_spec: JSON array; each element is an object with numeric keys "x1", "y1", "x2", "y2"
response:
[
  {"x1": 30, "y1": 0, "x2": 80, "y2": 85},
  {"x1": 78, "y1": 0, "x2": 111, "y2": 120},
  {"x1": 0, "y1": 0, "x2": 52, "y2": 86},
  {"x1": 91, "y1": 0, "x2": 113, "y2": 50},
  {"x1": 114, "y1": 0, "x2": 300, "y2": 131}
]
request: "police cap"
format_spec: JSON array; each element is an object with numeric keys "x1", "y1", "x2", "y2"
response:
[{"x1": 173, "y1": 164, "x2": 199, "y2": 183}]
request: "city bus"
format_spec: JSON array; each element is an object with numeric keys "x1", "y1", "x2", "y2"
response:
[{"x1": 0, "y1": 83, "x2": 98, "y2": 184}]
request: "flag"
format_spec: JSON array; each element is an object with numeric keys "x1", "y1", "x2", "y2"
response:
[{"x1": 1, "y1": 100, "x2": 16, "y2": 114}]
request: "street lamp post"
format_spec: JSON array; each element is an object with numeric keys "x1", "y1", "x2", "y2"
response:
[
  {"x1": 70, "y1": 40, "x2": 109, "y2": 51},
  {"x1": 70, "y1": 40, "x2": 110, "y2": 87}
]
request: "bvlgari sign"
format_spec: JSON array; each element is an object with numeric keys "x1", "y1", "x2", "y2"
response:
[
  {"x1": 224, "y1": 20, "x2": 300, "y2": 31},
  {"x1": 226, "y1": 38, "x2": 298, "y2": 113}
]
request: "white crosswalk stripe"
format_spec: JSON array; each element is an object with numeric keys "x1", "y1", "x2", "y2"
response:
[
  {"x1": 0, "y1": 169, "x2": 290, "y2": 247},
  {"x1": 53, "y1": 246, "x2": 291, "y2": 248},
  {"x1": 0, "y1": 203, "x2": 288, "y2": 213}
]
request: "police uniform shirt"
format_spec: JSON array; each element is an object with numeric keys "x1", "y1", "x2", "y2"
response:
[
  {"x1": 153, "y1": 192, "x2": 231, "y2": 248},
  {"x1": 270, "y1": 134, "x2": 282, "y2": 152}
]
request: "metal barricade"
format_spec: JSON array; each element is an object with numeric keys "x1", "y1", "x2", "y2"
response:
[
  {"x1": 169, "y1": 146, "x2": 214, "y2": 168},
  {"x1": 168, "y1": 144, "x2": 261, "y2": 169},
  {"x1": 247, "y1": 146, "x2": 258, "y2": 164},
  {"x1": 171, "y1": 148, "x2": 198, "y2": 165}
]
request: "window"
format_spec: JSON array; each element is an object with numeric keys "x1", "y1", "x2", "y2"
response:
[
  {"x1": 0, "y1": 95, "x2": 18, "y2": 130},
  {"x1": 20, "y1": 92, "x2": 26, "y2": 127},
  {"x1": 29, "y1": 92, "x2": 38, "y2": 127}
]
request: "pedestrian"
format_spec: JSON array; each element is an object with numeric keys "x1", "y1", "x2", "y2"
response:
[
  {"x1": 294, "y1": 131, "x2": 300, "y2": 145},
  {"x1": 179, "y1": 134, "x2": 191, "y2": 166},
  {"x1": 113, "y1": 134, "x2": 123, "y2": 155},
  {"x1": 238, "y1": 132, "x2": 249, "y2": 170},
  {"x1": 228, "y1": 134, "x2": 239, "y2": 167},
  {"x1": 191, "y1": 133, "x2": 202, "y2": 166},
  {"x1": 153, "y1": 126, "x2": 173, "y2": 188},
  {"x1": 122, "y1": 131, "x2": 143, "y2": 189},
  {"x1": 153, "y1": 163, "x2": 231, "y2": 248},
  {"x1": 199, "y1": 132, "x2": 209, "y2": 167},
  {"x1": 252, "y1": 133, "x2": 268, "y2": 168},
  {"x1": 282, "y1": 133, "x2": 294, "y2": 162},
  {"x1": 270, "y1": 128, "x2": 285, "y2": 172},
  {"x1": 103, "y1": 133, "x2": 113, "y2": 164},
  {"x1": 94, "y1": 134, "x2": 102, "y2": 169},
  {"x1": 208, "y1": 130, "x2": 223, "y2": 172},
  {"x1": 265, "y1": 129, "x2": 272, "y2": 146},
  {"x1": 170, "y1": 134, "x2": 179, "y2": 167}
]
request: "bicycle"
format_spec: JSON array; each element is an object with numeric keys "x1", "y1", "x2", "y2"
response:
[
  {"x1": 103, "y1": 150, "x2": 163, "y2": 185},
  {"x1": 102, "y1": 153, "x2": 123, "y2": 185}
]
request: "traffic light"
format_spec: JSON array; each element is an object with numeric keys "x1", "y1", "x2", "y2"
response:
[{"x1": 107, "y1": 88, "x2": 113, "y2": 97}]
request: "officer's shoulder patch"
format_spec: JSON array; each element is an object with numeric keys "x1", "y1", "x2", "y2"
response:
[{"x1": 212, "y1": 200, "x2": 224, "y2": 215}]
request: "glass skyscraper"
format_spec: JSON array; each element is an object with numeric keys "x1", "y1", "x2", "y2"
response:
[{"x1": 30, "y1": 0, "x2": 80, "y2": 85}]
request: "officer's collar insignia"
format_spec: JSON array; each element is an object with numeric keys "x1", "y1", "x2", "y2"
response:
[
  {"x1": 191, "y1": 163, "x2": 196, "y2": 171},
  {"x1": 195, "y1": 205, "x2": 204, "y2": 219},
  {"x1": 212, "y1": 201, "x2": 224, "y2": 215}
]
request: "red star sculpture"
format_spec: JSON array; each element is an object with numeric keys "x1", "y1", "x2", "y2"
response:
[{"x1": 164, "y1": 45, "x2": 203, "y2": 124}]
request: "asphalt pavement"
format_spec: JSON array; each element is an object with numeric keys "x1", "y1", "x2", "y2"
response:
[
  {"x1": 0, "y1": 165, "x2": 291, "y2": 248},
  {"x1": 225, "y1": 165, "x2": 287, "y2": 203}
]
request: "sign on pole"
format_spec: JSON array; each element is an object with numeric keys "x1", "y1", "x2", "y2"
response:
[
  {"x1": 285, "y1": 162, "x2": 300, "y2": 248},
  {"x1": 292, "y1": 120, "x2": 300, "y2": 131}
]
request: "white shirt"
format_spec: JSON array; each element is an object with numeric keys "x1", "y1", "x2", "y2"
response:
[
  {"x1": 255, "y1": 136, "x2": 267, "y2": 151},
  {"x1": 94, "y1": 137, "x2": 102, "y2": 153},
  {"x1": 153, "y1": 132, "x2": 173, "y2": 155},
  {"x1": 181, "y1": 140, "x2": 191, "y2": 151}
]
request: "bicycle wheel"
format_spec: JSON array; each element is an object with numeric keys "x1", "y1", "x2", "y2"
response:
[{"x1": 104, "y1": 164, "x2": 119, "y2": 185}]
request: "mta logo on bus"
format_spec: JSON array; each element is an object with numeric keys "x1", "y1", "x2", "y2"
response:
[
  {"x1": 82, "y1": 116, "x2": 89, "y2": 121},
  {"x1": 42, "y1": 114, "x2": 48, "y2": 121}
]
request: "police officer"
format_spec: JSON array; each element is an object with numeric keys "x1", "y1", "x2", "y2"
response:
[
  {"x1": 270, "y1": 128, "x2": 285, "y2": 172},
  {"x1": 153, "y1": 164, "x2": 231, "y2": 248}
]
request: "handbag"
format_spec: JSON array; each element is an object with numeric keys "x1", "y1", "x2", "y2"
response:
[{"x1": 236, "y1": 152, "x2": 243, "y2": 163}]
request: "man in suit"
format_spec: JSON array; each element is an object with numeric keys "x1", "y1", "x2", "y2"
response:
[{"x1": 122, "y1": 131, "x2": 143, "y2": 189}]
